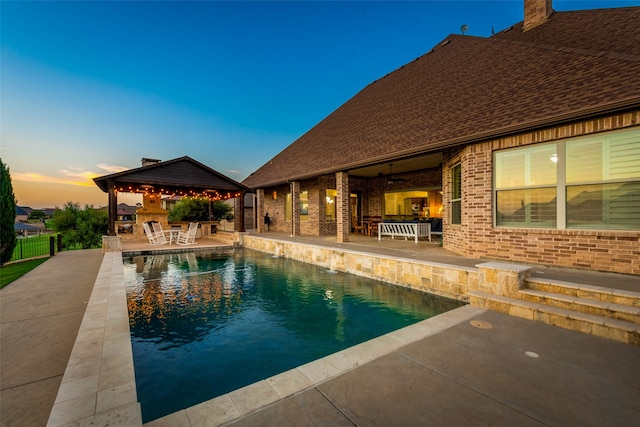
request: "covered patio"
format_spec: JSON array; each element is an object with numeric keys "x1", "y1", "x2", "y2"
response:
[{"x1": 93, "y1": 157, "x2": 251, "y2": 241}]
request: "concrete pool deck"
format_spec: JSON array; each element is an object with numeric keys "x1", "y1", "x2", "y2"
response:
[{"x1": 1, "y1": 240, "x2": 639, "y2": 426}]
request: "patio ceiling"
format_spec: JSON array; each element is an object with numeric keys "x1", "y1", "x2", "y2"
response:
[{"x1": 347, "y1": 152, "x2": 443, "y2": 178}]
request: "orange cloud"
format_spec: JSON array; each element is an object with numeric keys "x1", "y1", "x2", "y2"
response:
[
  {"x1": 12, "y1": 163, "x2": 130, "y2": 188},
  {"x1": 12, "y1": 171, "x2": 97, "y2": 187}
]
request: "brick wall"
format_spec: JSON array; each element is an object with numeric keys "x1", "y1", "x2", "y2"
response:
[
  {"x1": 262, "y1": 184, "x2": 289, "y2": 233},
  {"x1": 443, "y1": 112, "x2": 640, "y2": 275},
  {"x1": 523, "y1": 0, "x2": 552, "y2": 31}
]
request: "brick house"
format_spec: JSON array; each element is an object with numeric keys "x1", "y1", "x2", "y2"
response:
[{"x1": 242, "y1": 0, "x2": 640, "y2": 275}]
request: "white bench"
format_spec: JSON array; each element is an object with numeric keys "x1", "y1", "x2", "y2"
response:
[{"x1": 378, "y1": 222, "x2": 432, "y2": 243}]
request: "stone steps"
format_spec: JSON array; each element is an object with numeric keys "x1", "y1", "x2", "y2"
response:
[
  {"x1": 526, "y1": 278, "x2": 640, "y2": 307},
  {"x1": 519, "y1": 288, "x2": 640, "y2": 324},
  {"x1": 468, "y1": 280, "x2": 640, "y2": 346}
]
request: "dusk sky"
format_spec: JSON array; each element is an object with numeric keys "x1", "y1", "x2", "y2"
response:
[{"x1": 2, "y1": 1, "x2": 636, "y2": 208}]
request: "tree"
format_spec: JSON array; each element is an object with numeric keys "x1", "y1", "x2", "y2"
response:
[
  {"x1": 49, "y1": 202, "x2": 108, "y2": 249},
  {"x1": 211, "y1": 200, "x2": 233, "y2": 221},
  {"x1": 168, "y1": 198, "x2": 232, "y2": 222},
  {"x1": 0, "y1": 159, "x2": 17, "y2": 265}
]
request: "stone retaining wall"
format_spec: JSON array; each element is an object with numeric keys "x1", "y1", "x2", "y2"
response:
[{"x1": 242, "y1": 235, "x2": 478, "y2": 302}]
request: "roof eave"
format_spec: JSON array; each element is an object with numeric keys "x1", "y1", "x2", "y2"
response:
[{"x1": 245, "y1": 98, "x2": 640, "y2": 189}]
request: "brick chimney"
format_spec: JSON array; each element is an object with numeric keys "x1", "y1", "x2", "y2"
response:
[
  {"x1": 523, "y1": 0, "x2": 553, "y2": 31},
  {"x1": 141, "y1": 158, "x2": 161, "y2": 167}
]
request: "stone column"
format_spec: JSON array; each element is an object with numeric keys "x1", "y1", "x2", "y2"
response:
[
  {"x1": 102, "y1": 236, "x2": 122, "y2": 252},
  {"x1": 336, "y1": 171, "x2": 349, "y2": 242},
  {"x1": 476, "y1": 262, "x2": 532, "y2": 298}
]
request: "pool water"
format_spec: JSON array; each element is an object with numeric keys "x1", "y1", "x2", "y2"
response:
[{"x1": 123, "y1": 248, "x2": 464, "y2": 422}]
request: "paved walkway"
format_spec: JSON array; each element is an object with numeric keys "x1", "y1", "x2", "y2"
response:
[
  {"x1": 0, "y1": 249, "x2": 104, "y2": 427},
  {"x1": 1, "y1": 241, "x2": 639, "y2": 426},
  {"x1": 224, "y1": 308, "x2": 640, "y2": 427}
]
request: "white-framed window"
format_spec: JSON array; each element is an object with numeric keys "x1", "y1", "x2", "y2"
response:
[
  {"x1": 495, "y1": 143, "x2": 557, "y2": 227},
  {"x1": 494, "y1": 128, "x2": 640, "y2": 230}
]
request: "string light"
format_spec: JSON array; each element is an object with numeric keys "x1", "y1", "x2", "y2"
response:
[{"x1": 114, "y1": 185, "x2": 242, "y2": 201}]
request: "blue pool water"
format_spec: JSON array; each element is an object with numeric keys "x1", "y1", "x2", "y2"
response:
[{"x1": 123, "y1": 248, "x2": 464, "y2": 422}]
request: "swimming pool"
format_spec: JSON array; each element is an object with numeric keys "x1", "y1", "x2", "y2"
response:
[{"x1": 123, "y1": 248, "x2": 464, "y2": 422}]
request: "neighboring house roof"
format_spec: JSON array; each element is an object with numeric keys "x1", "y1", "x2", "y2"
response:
[
  {"x1": 94, "y1": 156, "x2": 251, "y2": 198},
  {"x1": 14, "y1": 222, "x2": 41, "y2": 232},
  {"x1": 243, "y1": 6, "x2": 640, "y2": 189},
  {"x1": 117, "y1": 203, "x2": 138, "y2": 215},
  {"x1": 16, "y1": 206, "x2": 29, "y2": 216}
]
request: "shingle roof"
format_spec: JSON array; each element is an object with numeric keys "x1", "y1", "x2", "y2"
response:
[
  {"x1": 93, "y1": 156, "x2": 250, "y2": 197},
  {"x1": 14, "y1": 223, "x2": 41, "y2": 232},
  {"x1": 494, "y1": 7, "x2": 640, "y2": 57},
  {"x1": 243, "y1": 7, "x2": 640, "y2": 189}
]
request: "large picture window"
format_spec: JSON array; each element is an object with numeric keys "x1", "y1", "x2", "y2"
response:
[
  {"x1": 383, "y1": 189, "x2": 442, "y2": 220},
  {"x1": 495, "y1": 144, "x2": 557, "y2": 227},
  {"x1": 494, "y1": 128, "x2": 640, "y2": 230},
  {"x1": 566, "y1": 131, "x2": 640, "y2": 229}
]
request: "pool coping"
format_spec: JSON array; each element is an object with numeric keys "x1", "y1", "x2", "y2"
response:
[{"x1": 47, "y1": 250, "x2": 483, "y2": 427}]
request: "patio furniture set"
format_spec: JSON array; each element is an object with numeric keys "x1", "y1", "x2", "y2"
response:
[{"x1": 142, "y1": 221, "x2": 199, "y2": 246}]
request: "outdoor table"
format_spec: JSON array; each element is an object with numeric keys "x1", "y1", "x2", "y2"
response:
[{"x1": 164, "y1": 229, "x2": 180, "y2": 245}]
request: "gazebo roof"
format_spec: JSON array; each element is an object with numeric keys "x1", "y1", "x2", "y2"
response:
[{"x1": 93, "y1": 156, "x2": 250, "y2": 200}]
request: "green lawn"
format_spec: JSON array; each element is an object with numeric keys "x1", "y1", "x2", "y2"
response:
[{"x1": 0, "y1": 258, "x2": 49, "y2": 289}]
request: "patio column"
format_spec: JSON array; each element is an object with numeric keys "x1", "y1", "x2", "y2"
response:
[
  {"x1": 107, "y1": 179, "x2": 117, "y2": 236},
  {"x1": 336, "y1": 171, "x2": 349, "y2": 242},
  {"x1": 291, "y1": 181, "x2": 300, "y2": 237},
  {"x1": 256, "y1": 189, "x2": 265, "y2": 233},
  {"x1": 234, "y1": 191, "x2": 246, "y2": 232}
]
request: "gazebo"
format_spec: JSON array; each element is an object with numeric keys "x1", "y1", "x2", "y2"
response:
[{"x1": 93, "y1": 156, "x2": 251, "y2": 236}]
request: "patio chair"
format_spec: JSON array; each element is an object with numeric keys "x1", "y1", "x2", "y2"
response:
[
  {"x1": 143, "y1": 222, "x2": 168, "y2": 245},
  {"x1": 152, "y1": 221, "x2": 164, "y2": 235},
  {"x1": 176, "y1": 222, "x2": 198, "y2": 245}
]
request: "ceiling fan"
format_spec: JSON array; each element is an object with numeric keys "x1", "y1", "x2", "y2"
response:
[{"x1": 385, "y1": 163, "x2": 407, "y2": 185}]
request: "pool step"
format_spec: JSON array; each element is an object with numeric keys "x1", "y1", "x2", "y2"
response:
[
  {"x1": 519, "y1": 289, "x2": 640, "y2": 324},
  {"x1": 526, "y1": 278, "x2": 640, "y2": 308},
  {"x1": 468, "y1": 282, "x2": 640, "y2": 346}
]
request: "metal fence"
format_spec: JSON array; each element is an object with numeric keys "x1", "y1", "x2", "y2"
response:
[{"x1": 10, "y1": 234, "x2": 63, "y2": 262}]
